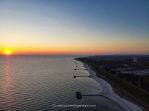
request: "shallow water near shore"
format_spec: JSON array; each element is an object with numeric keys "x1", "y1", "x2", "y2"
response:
[{"x1": 0, "y1": 55, "x2": 124, "y2": 110}]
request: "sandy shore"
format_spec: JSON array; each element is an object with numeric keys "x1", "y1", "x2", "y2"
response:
[{"x1": 83, "y1": 62, "x2": 142, "y2": 111}]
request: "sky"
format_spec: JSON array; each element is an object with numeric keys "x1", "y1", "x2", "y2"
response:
[{"x1": 0, "y1": 0, "x2": 149, "y2": 55}]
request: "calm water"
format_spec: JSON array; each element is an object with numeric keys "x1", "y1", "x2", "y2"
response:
[{"x1": 0, "y1": 55, "x2": 124, "y2": 111}]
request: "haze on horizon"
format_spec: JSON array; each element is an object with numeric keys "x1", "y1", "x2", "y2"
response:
[{"x1": 0, "y1": 0, "x2": 149, "y2": 55}]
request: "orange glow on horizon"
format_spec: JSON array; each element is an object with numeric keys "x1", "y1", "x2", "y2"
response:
[{"x1": 0, "y1": 45, "x2": 149, "y2": 55}]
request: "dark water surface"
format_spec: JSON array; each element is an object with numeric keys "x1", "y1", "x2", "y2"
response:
[{"x1": 0, "y1": 55, "x2": 124, "y2": 111}]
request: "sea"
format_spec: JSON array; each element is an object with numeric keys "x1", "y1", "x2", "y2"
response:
[{"x1": 0, "y1": 55, "x2": 124, "y2": 111}]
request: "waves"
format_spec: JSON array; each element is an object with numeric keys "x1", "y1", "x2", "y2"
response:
[{"x1": 0, "y1": 56, "x2": 100, "y2": 110}]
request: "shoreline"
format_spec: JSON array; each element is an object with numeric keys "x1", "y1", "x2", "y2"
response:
[{"x1": 82, "y1": 61, "x2": 142, "y2": 111}]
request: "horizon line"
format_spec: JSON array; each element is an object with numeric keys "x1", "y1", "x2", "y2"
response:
[{"x1": 0, "y1": 54, "x2": 149, "y2": 56}]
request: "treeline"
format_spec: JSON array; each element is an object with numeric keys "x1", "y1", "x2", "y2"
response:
[{"x1": 107, "y1": 68, "x2": 149, "y2": 91}]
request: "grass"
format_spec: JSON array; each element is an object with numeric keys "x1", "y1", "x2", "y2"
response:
[{"x1": 89, "y1": 63, "x2": 149, "y2": 106}]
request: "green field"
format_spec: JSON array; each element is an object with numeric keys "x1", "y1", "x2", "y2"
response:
[{"x1": 89, "y1": 63, "x2": 149, "y2": 105}]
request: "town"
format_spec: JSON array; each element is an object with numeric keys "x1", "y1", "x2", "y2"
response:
[{"x1": 76, "y1": 55, "x2": 149, "y2": 92}]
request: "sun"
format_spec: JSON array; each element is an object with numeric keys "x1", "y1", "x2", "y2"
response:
[{"x1": 5, "y1": 51, "x2": 10, "y2": 55}]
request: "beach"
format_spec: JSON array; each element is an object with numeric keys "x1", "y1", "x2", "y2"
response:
[{"x1": 83, "y1": 62, "x2": 142, "y2": 111}]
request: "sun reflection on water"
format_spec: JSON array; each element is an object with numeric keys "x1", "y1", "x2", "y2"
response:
[{"x1": 1, "y1": 57, "x2": 15, "y2": 109}]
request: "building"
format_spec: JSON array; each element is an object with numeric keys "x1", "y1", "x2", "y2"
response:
[{"x1": 133, "y1": 57, "x2": 138, "y2": 63}]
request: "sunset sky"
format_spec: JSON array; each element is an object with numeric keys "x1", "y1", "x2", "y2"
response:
[{"x1": 0, "y1": 0, "x2": 149, "y2": 55}]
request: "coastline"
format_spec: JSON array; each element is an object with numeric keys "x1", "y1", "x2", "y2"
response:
[{"x1": 82, "y1": 61, "x2": 142, "y2": 111}]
